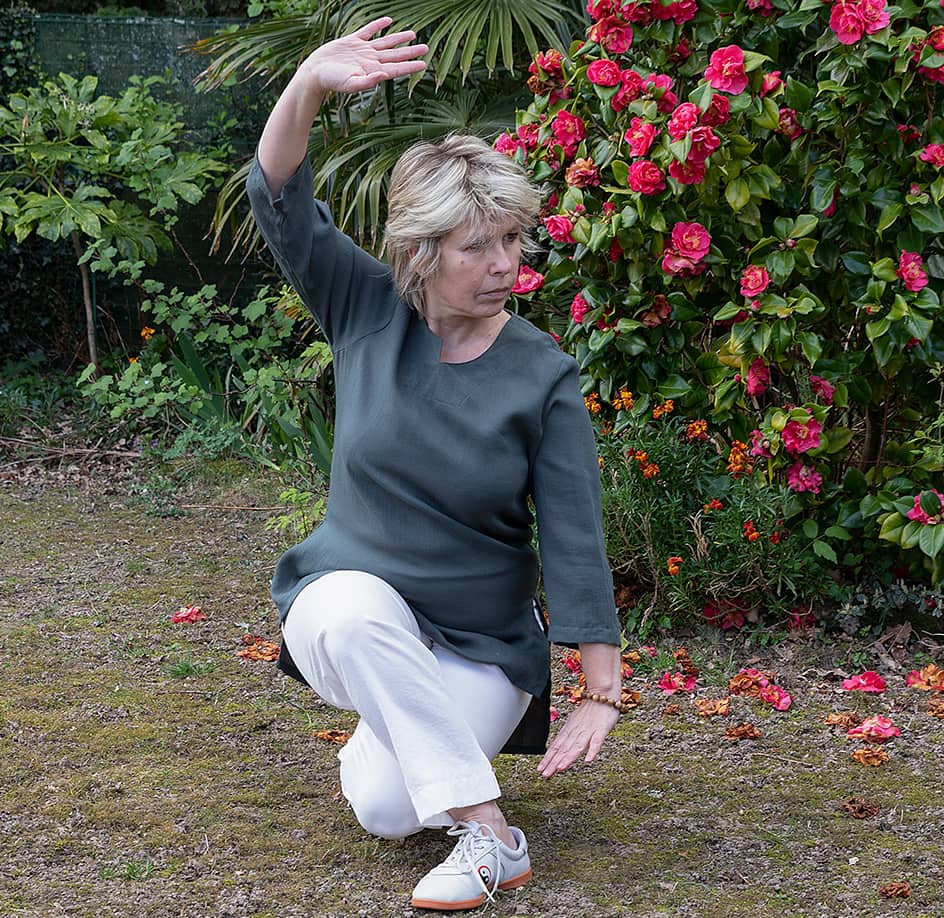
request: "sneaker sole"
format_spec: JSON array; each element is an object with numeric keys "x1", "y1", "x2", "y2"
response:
[{"x1": 411, "y1": 868, "x2": 533, "y2": 910}]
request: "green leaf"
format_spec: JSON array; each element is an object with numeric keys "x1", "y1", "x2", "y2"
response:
[
  {"x1": 919, "y1": 490, "x2": 944, "y2": 516},
  {"x1": 657, "y1": 375, "x2": 691, "y2": 399},
  {"x1": 841, "y1": 252, "x2": 870, "y2": 274},
  {"x1": 865, "y1": 318, "x2": 890, "y2": 341},
  {"x1": 725, "y1": 178, "x2": 751, "y2": 212},
  {"x1": 812, "y1": 540, "x2": 837, "y2": 563},
  {"x1": 871, "y1": 257, "x2": 898, "y2": 281},
  {"x1": 790, "y1": 214, "x2": 818, "y2": 238},
  {"x1": 911, "y1": 204, "x2": 944, "y2": 233},
  {"x1": 610, "y1": 160, "x2": 628, "y2": 186},
  {"x1": 901, "y1": 520, "x2": 923, "y2": 550},
  {"x1": 824, "y1": 525, "x2": 852, "y2": 541},
  {"x1": 878, "y1": 511, "x2": 906, "y2": 543},
  {"x1": 753, "y1": 97, "x2": 781, "y2": 131},
  {"x1": 918, "y1": 525, "x2": 944, "y2": 559},
  {"x1": 876, "y1": 204, "x2": 902, "y2": 235},
  {"x1": 802, "y1": 519, "x2": 819, "y2": 539}
]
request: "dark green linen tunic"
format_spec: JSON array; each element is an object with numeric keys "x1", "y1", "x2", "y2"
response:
[{"x1": 247, "y1": 156, "x2": 619, "y2": 704}]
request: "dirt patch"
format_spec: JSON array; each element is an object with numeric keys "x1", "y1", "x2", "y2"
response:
[{"x1": 1, "y1": 464, "x2": 942, "y2": 918}]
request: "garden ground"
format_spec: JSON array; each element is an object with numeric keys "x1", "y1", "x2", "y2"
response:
[{"x1": 1, "y1": 452, "x2": 942, "y2": 918}]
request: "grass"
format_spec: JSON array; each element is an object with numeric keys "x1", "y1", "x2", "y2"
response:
[{"x1": 1, "y1": 466, "x2": 942, "y2": 917}]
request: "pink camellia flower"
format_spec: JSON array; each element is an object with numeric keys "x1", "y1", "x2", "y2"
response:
[
  {"x1": 672, "y1": 221, "x2": 711, "y2": 260},
  {"x1": 627, "y1": 160, "x2": 666, "y2": 194},
  {"x1": 609, "y1": 238, "x2": 623, "y2": 263},
  {"x1": 544, "y1": 215, "x2": 576, "y2": 243},
  {"x1": 920, "y1": 143, "x2": 944, "y2": 168},
  {"x1": 611, "y1": 69, "x2": 644, "y2": 112},
  {"x1": 847, "y1": 715, "x2": 900, "y2": 742},
  {"x1": 809, "y1": 375, "x2": 835, "y2": 404},
  {"x1": 701, "y1": 93, "x2": 731, "y2": 126},
  {"x1": 704, "y1": 600, "x2": 747, "y2": 630},
  {"x1": 746, "y1": 358, "x2": 770, "y2": 397},
  {"x1": 860, "y1": 0, "x2": 890, "y2": 34},
  {"x1": 668, "y1": 158, "x2": 706, "y2": 185},
  {"x1": 495, "y1": 133, "x2": 523, "y2": 156},
  {"x1": 662, "y1": 250, "x2": 706, "y2": 277},
  {"x1": 570, "y1": 292, "x2": 590, "y2": 323},
  {"x1": 588, "y1": 15, "x2": 634, "y2": 54},
  {"x1": 842, "y1": 671, "x2": 887, "y2": 693},
  {"x1": 624, "y1": 117, "x2": 657, "y2": 156},
  {"x1": 516, "y1": 122, "x2": 540, "y2": 150},
  {"x1": 782, "y1": 416, "x2": 822, "y2": 454},
  {"x1": 586, "y1": 58, "x2": 623, "y2": 86},
  {"x1": 668, "y1": 102, "x2": 701, "y2": 140},
  {"x1": 897, "y1": 124, "x2": 921, "y2": 144},
  {"x1": 787, "y1": 607, "x2": 815, "y2": 630},
  {"x1": 761, "y1": 71, "x2": 782, "y2": 96},
  {"x1": 786, "y1": 460, "x2": 823, "y2": 494},
  {"x1": 551, "y1": 110, "x2": 586, "y2": 157},
  {"x1": 778, "y1": 108, "x2": 804, "y2": 140},
  {"x1": 512, "y1": 265, "x2": 545, "y2": 294},
  {"x1": 549, "y1": 705, "x2": 560, "y2": 723},
  {"x1": 907, "y1": 490, "x2": 944, "y2": 525},
  {"x1": 897, "y1": 250, "x2": 929, "y2": 292},
  {"x1": 565, "y1": 157, "x2": 600, "y2": 187},
  {"x1": 586, "y1": 0, "x2": 615, "y2": 18},
  {"x1": 643, "y1": 73, "x2": 678, "y2": 111},
  {"x1": 704, "y1": 44, "x2": 749, "y2": 95},
  {"x1": 830, "y1": 0, "x2": 867, "y2": 43},
  {"x1": 672, "y1": 0, "x2": 698, "y2": 24},
  {"x1": 749, "y1": 429, "x2": 772, "y2": 458},
  {"x1": 760, "y1": 684, "x2": 793, "y2": 711},
  {"x1": 740, "y1": 264, "x2": 770, "y2": 297},
  {"x1": 747, "y1": 0, "x2": 775, "y2": 12},
  {"x1": 658, "y1": 671, "x2": 697, "y2": 694},
  {"x1": 529, "y1": 49, "x2": 564, "y2": 80},
  {"x1": 688, "y1": 126, "x2": 721, "y2": 164},
  {"x1": 172, "y1": 604, "x2": 207, "y2": 624}
]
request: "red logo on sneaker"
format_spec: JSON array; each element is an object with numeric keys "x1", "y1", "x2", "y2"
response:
[{"x1": 477, "y1": 865, "x2": 492, "y2": 885}]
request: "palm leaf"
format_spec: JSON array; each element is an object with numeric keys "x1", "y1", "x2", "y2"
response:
[{"x1": 346, "y1": 0, "x2": 582, "y2": 83}]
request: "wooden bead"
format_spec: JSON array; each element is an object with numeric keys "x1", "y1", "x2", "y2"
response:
[{"x1": 586, "y1": 691, "x2": 631, "y2": 714}]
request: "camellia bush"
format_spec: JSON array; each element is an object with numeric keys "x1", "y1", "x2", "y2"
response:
[{"x1": 503, "y1": 0, "x2": 944, "y2": 602}]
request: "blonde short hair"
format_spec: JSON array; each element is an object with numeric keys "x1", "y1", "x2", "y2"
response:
[{"x1": 385, "y1": 133, "x2": 541, "y2": 314}]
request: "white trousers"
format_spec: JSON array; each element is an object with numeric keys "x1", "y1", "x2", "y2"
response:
[{"x1": 282, "y1": 570, "x2": 532, "y2": 839}]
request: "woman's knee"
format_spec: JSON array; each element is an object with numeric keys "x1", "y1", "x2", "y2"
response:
[{"x1": 345, "y1": 780, "x2": 422, "y2": 840}]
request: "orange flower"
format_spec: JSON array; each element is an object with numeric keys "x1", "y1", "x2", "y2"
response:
[
  {"x1": 584, "y1": 392, "x2": 602, "y2": 414},
  {"x1": 725, "y1": 722, "x2": 762, "y2": 741},
  {"x1": 128, "y1": 357, "x2": 138, "y2": 364},
  {"x1": 703, "y1": 498, "x2": 723, "y2": 511},
  {"x1": 652, "y1": 399, "x2": 675, "y2": 419},
  {"x1": 905, "y1": 662, "x2": 944, "y2": 691},
  {"x1": 686, "y1": 419, "x2": 709, "y2": 441},
  {"x1": 695, "y1": 697, "x2": 730, "y2": 717},
  {"x1": 726, "y1": 439, "x2": 754, "y2": 477},
  {"x1": 642, "y1": 462, "x2": 660, "y2": 478},
  {"x1": 879, "y1": 881, "x2": 911, "y2": 899},
  {"x1": 667, "y1": 555, "x2": 683, "y2": 576},
  {"x1": 236, "y1": 634, "x2": 280, "y2": 662},
  {"x1": 611, "y1": 387, "x2": 634, "y2": 411},
  {"x1": 140, "y1": 325, "x2": 156, "y2": 341}
]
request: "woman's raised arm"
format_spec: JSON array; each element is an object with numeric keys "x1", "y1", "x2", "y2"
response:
[{"x1": 257, "y1": 17, "x2": 428, "y2": 196}]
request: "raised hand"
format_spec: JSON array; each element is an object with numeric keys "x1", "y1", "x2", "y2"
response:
[{"x1": 301, "y1": 17, "x2": 428, "y2": 97}]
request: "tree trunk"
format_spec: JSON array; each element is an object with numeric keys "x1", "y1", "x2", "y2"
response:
[{"x1": 70, "y1": 230, "x2": 97, "y2": 369}]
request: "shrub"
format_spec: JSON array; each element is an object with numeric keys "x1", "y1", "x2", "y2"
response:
[{"x1": 506, "y1": 0, "x2": 944, "y2": 589}]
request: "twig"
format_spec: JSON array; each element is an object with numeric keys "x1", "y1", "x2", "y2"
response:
[{"x1": 0, "y1": 437, "x2": 140, "y2": 458}]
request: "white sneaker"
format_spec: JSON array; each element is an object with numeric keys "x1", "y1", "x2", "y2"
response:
[{"x1": 410, "y1": 820, "x2": 532, "y2": 911}]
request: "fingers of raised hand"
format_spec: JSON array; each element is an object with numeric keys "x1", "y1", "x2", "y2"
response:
[{"x1": 537, "y1": 705, "x2": 618, "y2": 778}]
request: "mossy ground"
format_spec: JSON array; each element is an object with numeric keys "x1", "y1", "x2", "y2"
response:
[{"x1": 1, "y1": 460, "x2": 942, "y2": 918}]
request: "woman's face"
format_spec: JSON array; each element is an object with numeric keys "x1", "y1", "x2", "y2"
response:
[{"x1": 423, "y1": 217, "x2": 522, "y2": 324}]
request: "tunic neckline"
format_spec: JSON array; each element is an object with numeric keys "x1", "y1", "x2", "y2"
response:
[{"x1": 416, "y1": 309, "x2": 515, "y2": 366}]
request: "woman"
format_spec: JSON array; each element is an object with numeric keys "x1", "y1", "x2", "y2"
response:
[{"x1": 247, "y1": 17, "x2": 624, "y2": 912}]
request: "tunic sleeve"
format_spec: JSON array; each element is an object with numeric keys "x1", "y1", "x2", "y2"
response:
[
  {"x1": 532, "y1": 357, "x2": 621, "y2": 647},
  {"x1": 246, "y1": 154, "x2": 397, "y2": 349}
]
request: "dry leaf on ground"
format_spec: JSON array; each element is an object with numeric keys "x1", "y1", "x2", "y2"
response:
[
  {"x1": 851, "y1": 746, "x2": 889, "y2": 766},
  {"x1": 840, "y1": 797, "x2": 881, "y2": 819},
  {"x1": 312, "y1": 730, "x2": 351, "y2": 745},
  {"x1": 879, "y1": 881, "x2": 911, "y2": 898},
  {"x1": 824, "y1": 711, "x2": 862, "y2": 730},
  {"x1": 694, "y1": 697, "x2": 730, "y2": 717},
  {"x1": 662, "y1": 703, "x2": 681, "y2": 716},
  {"x1": 725, "y1": 723, "x2": 762, "y2": 741},
  {"x1": 673, "y1": 647, "x2": 700, "y2": 678},
  {"x1": 929, "y1": 695, "x2": 944, "y2": 719},
  {"x1": 236, "y1": 634, "x2": 280, "y2": 662}
]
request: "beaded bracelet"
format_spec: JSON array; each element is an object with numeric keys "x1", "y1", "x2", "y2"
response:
[{"x1": 585, "y1": 691, "x2": 634, "y2": 714}]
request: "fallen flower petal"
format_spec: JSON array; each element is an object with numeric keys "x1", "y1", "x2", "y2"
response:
[
  {"x1": 728, "y1": 668, "x2": 770, "y2": 698},
  {"x1": 236, "y1": 634, "x2": 280, "y2": 662},
  {"x1": 929, "y1": 695, "x2": 944, "y2": 719},
  {"x1": 879, "y1": 881, "x2": 911, "y2": 899},
  {"x1": 825, "y1": 711, "x2": 862, "y2": 730},
  {"x1": 840, "y1": 797, "x2": 881, "y2": 819},
  {"x1": 673, "y1": 647, "x2": 700, "y2": 678},
  {"x1": 171, "y1": 604, "x2": 206, "y2": 624},
  {"x1": 847, "y1": 715, "x2": 901, "y2": 742},
  {"x1": 725, "y1": 722, "x2": 762, "y2": 741},
  {"x1": 659, "y1": 671, "x2": 696, "y2": 694},
  {"x1": 662, "y1": 703, "x2": 682, "y2": 716},
  {"x1": 312, "y1": 729, "x2": 351, "y2": 745},
  {"x1": 841, "y1": 671, "x2": 887, "y2": 693},
  {"x1": 905, "y1": 662, "x2": 944, "y2": 691},
  {"x1": 620, "y1": 690, "x2": 642, "y2": 709},
  {"x1": 759, "y1": 684, "x2": 793, "y2": 711},
  {"x1": 563, "y1": 650, "x2": 582, "y2": 674},
  {"x1": 695, "y1": 697, "x2": 731, "y2": 717},
  {"x1": 851, "y1": 746, "x2": 889, "y2": 766},
  {"x1": 549, "y1": 706, "x2": 560, "y2": 723}
]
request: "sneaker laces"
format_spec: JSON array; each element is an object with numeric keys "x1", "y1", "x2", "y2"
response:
[{"x1": 444, "y1": 821, "x2": 503, "y2": 904}]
